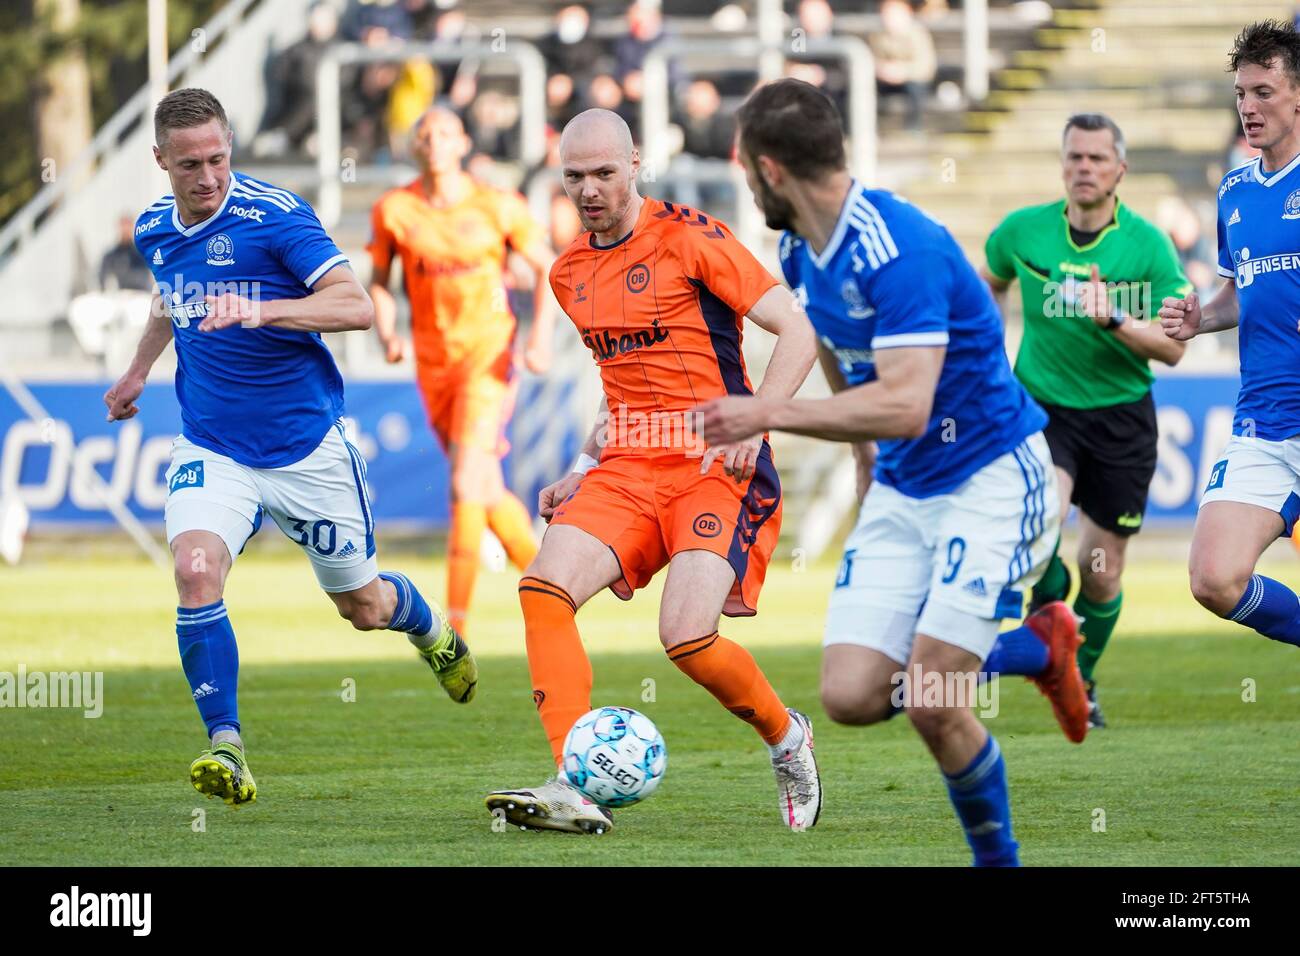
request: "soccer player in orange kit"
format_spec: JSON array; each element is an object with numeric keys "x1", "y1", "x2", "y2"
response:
[
  {"x1": 484, "y1": 109, "x2": 821, "y2": 834},
  {"x1": 369, "y1": 107, "x2": 556, "y2": 636}
]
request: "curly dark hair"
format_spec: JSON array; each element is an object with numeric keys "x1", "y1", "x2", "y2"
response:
[{"x1": 1228, "y1": 19, "x2": 1300, "y2": 87}]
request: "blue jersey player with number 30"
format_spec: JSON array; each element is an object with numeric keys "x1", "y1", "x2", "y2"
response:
[
  {"x1": 1160, "y1": 21, "x2": 1300, "y2": 654},
  {"x1": 697, "y1": 79, "x2": 1093, "y2": 866},
  {"x1": 104, "y1": 89, "x2": 478, "y2": 808}
]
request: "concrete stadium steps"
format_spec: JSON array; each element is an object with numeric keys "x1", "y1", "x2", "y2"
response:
[{"x1": 885, "y1": 0, "x2": 1291, "y2": 258}]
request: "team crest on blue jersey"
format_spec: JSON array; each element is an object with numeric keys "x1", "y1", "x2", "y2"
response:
[
  {"x1": 205, "y1": 233, "x2": 235, "y2": 267},
  {"x1": 841, "y1": 278, "x2": 873, "y2": 319},
  {"x1": 1283, "y1": 190, "x2": 1300, "y2": 220}
]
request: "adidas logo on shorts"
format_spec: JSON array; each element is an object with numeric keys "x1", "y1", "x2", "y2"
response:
[
  {"x1": 337, "y1": 540, "x2": 358, "y2": 558},
  {"x1": 962, "y1": 577, "x2": 987, "y2": 598}
]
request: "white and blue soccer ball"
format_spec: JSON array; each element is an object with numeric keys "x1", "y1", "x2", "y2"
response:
[{"x1": 561, "y1": 706, "x2": 667, "y2": 808}]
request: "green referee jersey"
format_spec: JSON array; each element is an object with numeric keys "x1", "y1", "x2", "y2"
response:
[{"x1": 984, "y1": 199, "x2": 1192, "y2": 409}]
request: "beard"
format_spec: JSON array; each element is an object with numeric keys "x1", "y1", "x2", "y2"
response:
[
  {"x1": 579, "y1": 192, "x2": 629, "y2": 236},
  {"x1": 757, "y1": 174, "x2": 796, "y2": 231}
]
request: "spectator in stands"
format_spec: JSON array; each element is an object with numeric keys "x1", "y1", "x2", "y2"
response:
[
  {"x1": 342, "y1": 0, "x2": 412, "y2": 42},
  {"x1": 620, "y1": 67, "x2": 644, "y2": 139},
  {"x1": 68, "y1": 216, "x2": 153, "y2": 366},
  {"x1": 1157, "y1": 196, "x2": 1217, "y2": 299},
  {"x1": 615, "y1": 0, "x2": 667, "y2": 79},
  {"x1": 869, "y1": 0, "x2": 937, "y2": 133},
  {"x1": 540, "y1": 4, "x2": 606, "y2": 88},
  {"x1": 587, "y1": 73, "x2": 633, "y2": 129},
  {"x1": 386, "y1": 59, "x2": 437, "y2": 160},
  {"x1": 255, "y1": 1, "x2": 339, "y2": 159},
  {"x1": 547, "y1": 73, "x2": 581, "y2": 131},
  {"x1": 341, "y1": 22, "x2": 402, "y2": 160},
  {"x1": 434, "y1": 4, "x2": 478, "y2": 110},
  {"x1": 615, "y1": 0, "x2": 678, "y2": 111},
  {"x1": 789, "y1": 0, "x2": 849, "y2": 118},
  {"x1": 101, "y1": 215, "x2": 152, "y2": 292},
  {"x1": 467, "y1": 89, "x2": 521, "y2": 159},
  {"x1": 404, "y1": 0, "x2": 438, "y2": 38},
  {"x1": 679, "y1": 79, "x2": 733, "y2": 160}
]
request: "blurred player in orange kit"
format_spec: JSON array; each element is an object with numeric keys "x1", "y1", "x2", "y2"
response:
[
  {"x1": 368, "y1": 107, "x2": 556, "y2": 636},
  {"x1": 484, "y1": 108, "x2": 821, "y2": 836}
]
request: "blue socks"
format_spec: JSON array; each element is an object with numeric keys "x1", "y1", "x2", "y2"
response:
[
  {"x1": 981, "y1": 625, "x2": 1050, "y2": 678},
  {"x1": 1229, "y1": 575, "x2": 1300, "y2": 647},
  {"x1": 379, "y1": 571, "x2": 436, "y2": 643},
  {"x1": 944, "y1": 734, "x2": 1019, "y2": 867},
  {"x1": 176, "y1": 600, "x2": 240, "y2": 737}
]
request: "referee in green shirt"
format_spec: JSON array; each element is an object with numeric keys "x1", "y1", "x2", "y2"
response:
[{"x1": 982, "y1": 113, "x2": 1192, "y2": 728}]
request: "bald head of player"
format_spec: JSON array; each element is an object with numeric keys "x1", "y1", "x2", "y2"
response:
[
  {"x1": 559, "y1": 109, "x2": 642, "y2": 244},
  {"x1": 412, "y1": 106, "x2": 472, "y2": 181},
  {"x1": 152, "y1": 88, "x2": 233, "y2": 226}
]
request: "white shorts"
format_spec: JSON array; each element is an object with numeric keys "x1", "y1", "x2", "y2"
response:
[
  {"x1": 164, "y1": 422, "x2": 378, "y2": 592},
  {"x1": 825, "y1": 432, "x2": 1059, "y2": 665},
  {"x1": 1199, "y1": 434, "x2": 1300, "y2": 535}
]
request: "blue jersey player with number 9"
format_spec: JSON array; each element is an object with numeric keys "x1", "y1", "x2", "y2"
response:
[
  {"x1": 104, "y1": 89, "x2": 479, "y2": 808},
  {"x1": 697, "y1": 79, "x2": 1094, "y2": 866}
]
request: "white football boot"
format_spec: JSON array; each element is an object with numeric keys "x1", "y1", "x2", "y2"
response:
[
  {"x1": 771, "y1": 708, "x2": 822, "y2": 831},
  {"x1": 485, "y1": 777, "x2": 614, "y2": 835}
]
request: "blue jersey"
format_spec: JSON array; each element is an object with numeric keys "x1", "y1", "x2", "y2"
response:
[
  {"x1": 1216, "y1": 154, "x2": 1300, "y2": 441},
  {"x1": 780, "y1": 181, "x2": 1046, "y2": 497},
  {"x1": 134, "y1": 172, "x2": 349, "y2": 468}
]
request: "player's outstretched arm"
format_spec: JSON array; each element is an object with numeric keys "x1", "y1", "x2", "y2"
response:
[
  {"x1": 695, "y1": 285, "x2": 817, "y2": 482},
  {"x1": 816, "y1": 340, "x2": 876, "y2": 502},
  {"x1": 104, "y1": 293, "x2": 172, "y2": 421},
  {"x1": 696, "y1": 345, "x2": 943, "y2": 446},
  {"x1": 1160, "y1": 279, "x2": 1237, "y2": 341},
  {"x1": 745, "y1": 285, "x2": 817, "y2": 402},
  {"x1": 368, "y1": 258, "x2": 406, "y2": 363},
  {"x1": 200, "y1": 264, "x2": 374, "y2": 334}
]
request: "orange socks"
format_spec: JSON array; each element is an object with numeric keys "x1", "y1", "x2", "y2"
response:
[
  {"x1": 447, "y1": 502, "x2": 487, "y2": 634},
  {"x1": 519, "y1": 576, "x2": 592, "y2": 766},
  {"x1": 668, "y1": 632, "x2": 791, "y2": 744},
  {"x1": 488, "y1": 493, "x2": 539, "y2": 570}
]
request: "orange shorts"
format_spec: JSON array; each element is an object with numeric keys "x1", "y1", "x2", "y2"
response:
[
  {"x1": 416, "y1": 348, "x2": 517, "y2": 457},
  {"x1": 549, "y1": 442, "x2": 783, "y2": 617}
]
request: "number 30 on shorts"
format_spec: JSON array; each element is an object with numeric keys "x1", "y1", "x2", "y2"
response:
[{"x1": 288, "y1": 516, "x2": 338, "y2": 555}]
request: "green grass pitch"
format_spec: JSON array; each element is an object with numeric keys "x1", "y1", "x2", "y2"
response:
[{"x1": 1, "y1": 543, "x2": 1297, "y2": 866}]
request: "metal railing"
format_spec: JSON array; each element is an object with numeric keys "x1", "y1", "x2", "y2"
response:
[
  {"x1": 0, "y1": 0, "x2": 262, "y2": 263},
  {"x1": 313, "y1": 39, "x2": 548, "y2": 228},
  {"x1": 640, "y1": 36, "x2": 877, "y2": 187}
]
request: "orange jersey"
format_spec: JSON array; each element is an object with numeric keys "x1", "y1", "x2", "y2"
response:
[
  {"x1": 368, "y1": 178, "x2": 543, "y2": 368},
  {"x1": 550, "y1": 198, "x2": 778, "y2": 425}
]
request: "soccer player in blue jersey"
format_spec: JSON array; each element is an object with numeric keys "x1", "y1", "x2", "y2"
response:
[
  {"x1": 1160, "y1": 21, "x2": 1300, "y2": 653},
  {"x1": 103, "y1": 89, "x2": 478, "y2": 808},
  {"x1": 698, "y1": 79, "x2": 1090, "y2": 866}
]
